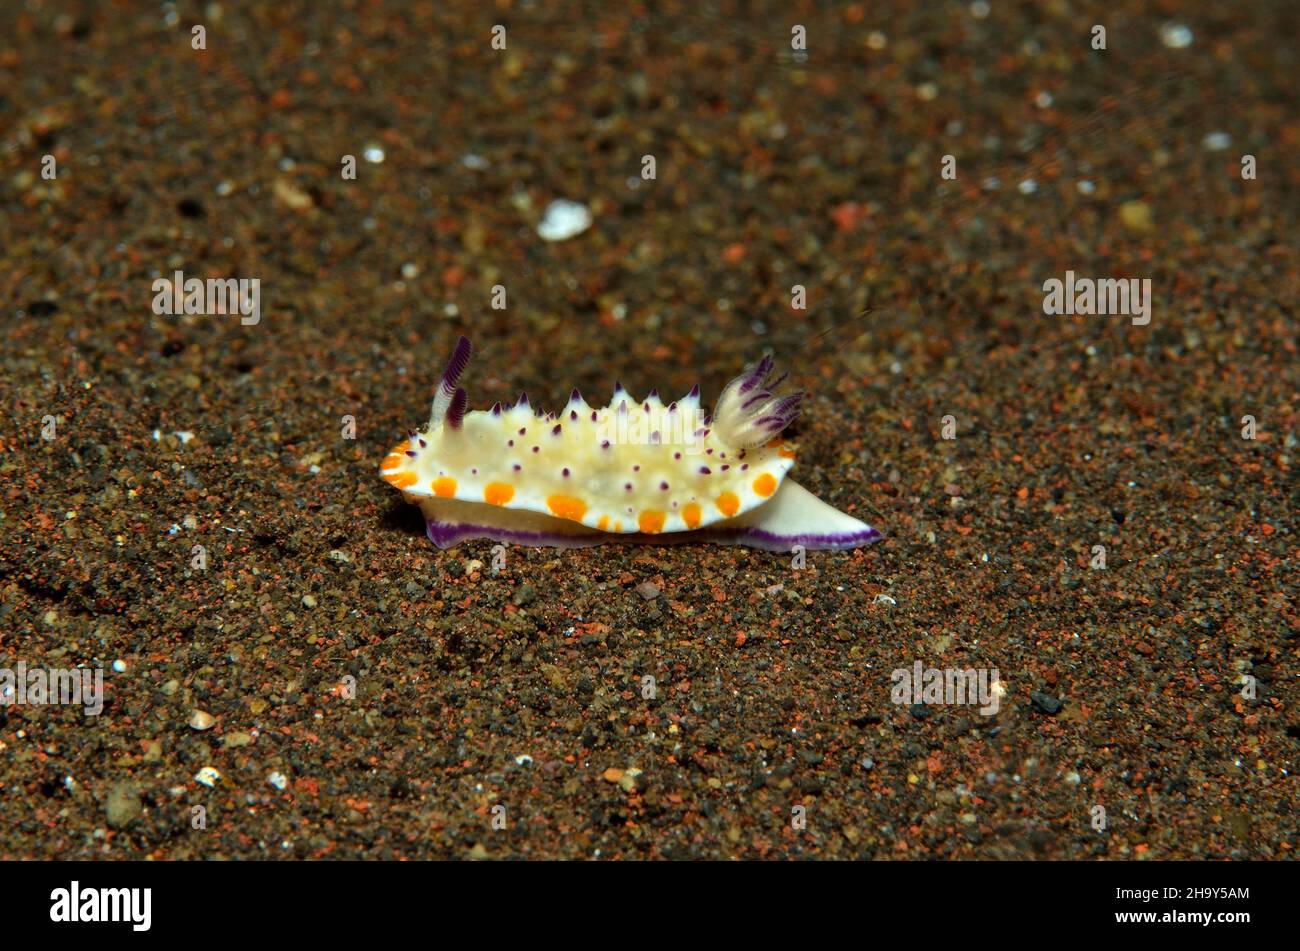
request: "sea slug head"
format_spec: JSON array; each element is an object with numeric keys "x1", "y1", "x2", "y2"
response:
[{"x1": 379, "y1": 336, "x2": 474, "y2": 493}]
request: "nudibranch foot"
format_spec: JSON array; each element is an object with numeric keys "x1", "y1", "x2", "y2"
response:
[
  {"x1": 422, "y1": 478, "x2": 881, "y2": 552},
  {"x1": 381, "y1": 336, "x2": 882, "y2": 552}
]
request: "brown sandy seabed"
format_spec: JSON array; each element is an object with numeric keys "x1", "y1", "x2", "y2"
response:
[{"x1": 0, "y1": 1, "x2": 1296, "y2": 859}]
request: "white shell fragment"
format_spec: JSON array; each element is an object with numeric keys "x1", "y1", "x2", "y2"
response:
[
  {"x1": 195, "y1": 766, "x2": 221, "y2": 787},
  {"x1": 537, "y1": 199, "x2": 593, "y2": 242}
]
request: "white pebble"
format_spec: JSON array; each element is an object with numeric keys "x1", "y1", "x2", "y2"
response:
[
  {"x1": 363, "y1": 144, "x2": 385, "y2": 164},
  {"x1": 1202, "y1": 131, "x2": 1231, "y2": 151},
  {"x1": 1159, "y1": 23, "x2": 1193, "y2": 49},
  {"x1": 537, "y1": 199, "x2": 593, "y2": 242},
  {"x1": 195, "y1": 766, "x2": 221, "y2": 787},
  {"x1": 268, "y1": 771, "x2": 288, "y2": 791},
  {"x1": 112, "y1": 659, "x2": 126, "y2": 673}
]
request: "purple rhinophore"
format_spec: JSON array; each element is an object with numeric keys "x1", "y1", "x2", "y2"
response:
[
  {"x1": 446, "y1": 387, "x2": 469, "y2": 428},
  {"x1": 441, "y1": 336, "x2": 472, "y2": 389}
]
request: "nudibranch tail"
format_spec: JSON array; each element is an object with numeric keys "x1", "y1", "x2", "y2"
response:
[
  {"x1": 713, "y1": 354, "x2": 804, "y2": 450},
  {"x1": 693, "y1": 479, "x2": 882, "y2": 551}
]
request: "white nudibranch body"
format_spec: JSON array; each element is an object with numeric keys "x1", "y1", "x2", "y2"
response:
[{"x1": 380, "y1": 337, "x2": 881, "y2": 551}]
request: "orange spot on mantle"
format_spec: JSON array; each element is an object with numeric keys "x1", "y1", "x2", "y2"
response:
[
  {"x1": 682, "y1": 502, "x2": 702, "y2": 530},
  {"x1": 753, "y1": 473, "x2": 777, "y2": 497},
  {"x1": 638, "y1": 510, "x2": 665, "y2": 534},
  {"x1": 716, "y1": 491, "x2": 740, "y2": 517},
  {"x1": 386, "y1": 471, "x2": 418, "y2": 490},
  {"x1": 484, "y1": 483, "x2": 514, "y2": 506},
  {"x1": 547, "y1": 495, "x2": 588, "y2": 523},
  {"x1": 432, "y1": 477, "x2": 458, "y2": 498},
  {"x1": 768, "y1": 438, "x2": 797, "y2": 459}
]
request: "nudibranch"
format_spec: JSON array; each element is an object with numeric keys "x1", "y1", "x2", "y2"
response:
[{"x1": 379, "y1": 337, "x2": 882, "y2": 551}]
